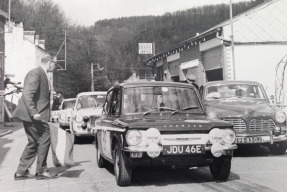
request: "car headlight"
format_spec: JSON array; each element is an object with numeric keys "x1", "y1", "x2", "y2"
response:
[
  {"x1": 59, "y1": 112, "x2": 67, "y2": 120},
  {"x1": 275, "y1": 111, "x2": 286, "y2": 123},
  {"x1": 208, "y1": 128, "x2": 223, "y2": 144},
  {"x1": 75, "y1": 114, "x2": 83, "y2": 123},
  {"x1": 126, "y1": 130, "x2": 142, "y2": 146},
  {"x1": 207, "y1": 111, "x2": 219, "y2": 119},
  {"x1": 222, "y1": 129, "x2": 236, "y2": 144}
]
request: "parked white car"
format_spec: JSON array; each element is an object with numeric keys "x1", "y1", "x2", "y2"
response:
[
  {"x1": 58, "y1": 98, "x2": 76, "y2": 129},
  {"x1": 70, "y1": 91, "x2": 107, "y2": 137}
]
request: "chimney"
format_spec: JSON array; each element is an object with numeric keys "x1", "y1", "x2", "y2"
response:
[
  {"x1": 38, "y1": 40, "x2": 45, "y2": 49},
  {"x1": 23, "y1": 31, "x2": 36, "y2": 43},
  {"x1": 35, "y1": 35, "x2": 39, "y2": 46}
]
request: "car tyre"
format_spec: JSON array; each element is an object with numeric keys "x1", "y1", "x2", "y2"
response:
[
  {"x1": 268, "y1": 141, "x2": 287, "y2": 155},
  {"x1": 113, "y1": 143, "x2": 132, "y2": 186},
  {"x1": 96, "y1": 141, "x2": 105, "y2": 168},
  {"x1": 209, "y1": 156, "x2": 231, "y2": 181}
]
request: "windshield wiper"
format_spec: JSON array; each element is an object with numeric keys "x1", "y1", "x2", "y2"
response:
[
  {"x1": 171, "y1": 106, "x2": 199, "y2": 115},
  {"x1": 143, "y1": 107, "x2": 176, "y2": 116}
]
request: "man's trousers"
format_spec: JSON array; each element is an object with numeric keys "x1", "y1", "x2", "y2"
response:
[{"x1": 16, "y1": 120, "x2": 50, "y2": 174}]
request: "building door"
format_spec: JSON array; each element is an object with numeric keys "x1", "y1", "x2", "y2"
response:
[
  {"x1": 202, "y1": 46, "x2": 223, "y2": 81},
  {"x1": 168, "y1": 60, "x2": 180, "y2": 82}
]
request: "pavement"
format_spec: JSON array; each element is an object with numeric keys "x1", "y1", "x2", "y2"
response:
[
  {"x1": 0, "y1": 122, "x2": 20, "y2": 137},
  {"x1": 0, "y1": 122, "x2": 65, "y2": 192}
]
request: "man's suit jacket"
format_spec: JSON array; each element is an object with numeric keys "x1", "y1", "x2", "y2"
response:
[{"x1": 13, "y1": 67, "x2": 51, "y2": 122}]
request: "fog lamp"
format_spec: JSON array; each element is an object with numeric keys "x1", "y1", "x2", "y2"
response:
[
  {"x1": 146, "y1": 128, "x2": 161, "y2": 145},
  {"x1": 208, "y1": 128, "x2": 223, "y2": 144},
  {"x1": 83, "y1": 116, "x2": 90, "y2": 122},
  {"x1": 274, "y1": 126, "x2": 281, "y2": 136},
  {"x1": 147, "y1": 143, "x2": 161, "y2": 158},
  {"x1": 81, "y1": 122, "x2": 87, "y2": 129},
  {"x1": 211, "y1": 142, "x2": 223, "y2": 157}
]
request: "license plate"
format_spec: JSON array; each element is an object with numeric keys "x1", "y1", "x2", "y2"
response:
[
  {"x1": 162, "y1": 145, "x2": 205, "y2": 155},
  {"x1": 235, "y1": 137, "x2": 263, "y2": 143}
]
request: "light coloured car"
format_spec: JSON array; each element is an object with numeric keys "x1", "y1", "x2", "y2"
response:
[
  {"x1": 58, "y1": 98, "x2": 76, "y2": 129},
  {"x1": 70, "y1": 91, "x2": 107, "y2": 137}
]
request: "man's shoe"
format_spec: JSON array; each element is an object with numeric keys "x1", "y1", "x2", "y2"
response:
[
  {"x1": 14, "y1": 171, "x2": 35, "y2": 180},
  {"x1": 35, "y1": 171, "x2": 58, "y2": 180}
]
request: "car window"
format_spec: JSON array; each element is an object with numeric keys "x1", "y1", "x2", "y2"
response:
[
  {"x1": 110, "y1": 89, "x2": 121, "y2": 116},
  {"x1": 103, "y1": 90, "x2": 114, "y2": 115},
  {"x1": 123, "y1": 86, "x2": 202, "y2": 114},
  {"x1": 62, "y1": 100, "x2": 76, "y2": 109},
  {"x1": 205, "y1": 84, "x2": 266, "y2": 100},
  {"x1": 77, "y1": 94, "x2": 106, "y2": 109}
]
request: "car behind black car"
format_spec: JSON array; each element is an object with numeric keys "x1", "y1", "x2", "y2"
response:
[
  {"x1": 94, "y1": 81, "x2": 237, "y2": 186},
  {"x1": 201, "y1": 80, "x2": 287, "y2": 155}
]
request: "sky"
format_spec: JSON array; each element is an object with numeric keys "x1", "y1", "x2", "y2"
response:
[{"x1": 52, "y1": 0, "x2": 254, "y2": 26}]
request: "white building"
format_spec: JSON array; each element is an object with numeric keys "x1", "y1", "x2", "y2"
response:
[{"x1": 4, "y1": 21, "x2": 51, "y2": 105}]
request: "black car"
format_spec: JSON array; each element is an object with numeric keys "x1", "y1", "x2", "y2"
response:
[{"x1": 94, "y1": 81, "x2": 237, "y2": 186}]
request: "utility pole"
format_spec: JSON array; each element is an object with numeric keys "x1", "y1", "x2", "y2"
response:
[
  {"x1": 91, "y1": 63, "x2": 94, "y2": 91},
  {"x1": 230, "y1": 0, "x2": 236, "y2": 80},
  {"x1": 56, "y1": 30, "x2": 67, "y2": 70}
]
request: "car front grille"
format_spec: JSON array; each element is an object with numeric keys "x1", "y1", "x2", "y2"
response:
[
  {"x1": 223, "y1": 119, "x2": 246, "y2": 132},
  {"x1": 249, "y1": 119, "x2": 275, "y2": 132}
]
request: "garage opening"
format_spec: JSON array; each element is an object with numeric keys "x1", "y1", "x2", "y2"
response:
[{"x1": 205, "y1": 68, "x2": 223, "y2": 81}]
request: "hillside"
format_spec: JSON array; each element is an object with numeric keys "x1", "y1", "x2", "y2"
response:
[{"x1": 0, "y1": 0, "x2": 266, "y2": 97}]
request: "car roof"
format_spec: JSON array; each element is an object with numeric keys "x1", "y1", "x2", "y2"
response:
[
  {"x1": 108, "y1": 81, "x2": 195, "y2": 91},
  {"x1": 77, "y1": 91, "x2": 107, "y2": 97},
  {"x1": 203, "y1": 80, "x2": 261, "y2": 86}
]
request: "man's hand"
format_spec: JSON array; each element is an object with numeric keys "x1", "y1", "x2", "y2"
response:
[{"x1": 33, "y1": 114, "x2": 41, "y2": 120}]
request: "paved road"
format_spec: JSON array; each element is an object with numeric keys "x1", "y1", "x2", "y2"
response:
[{"x1": 1, "y1": 123, "x2": 287, "y2": 192}]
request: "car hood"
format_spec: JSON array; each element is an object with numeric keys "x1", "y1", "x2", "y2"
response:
[
  {"x1": 59, "y1": 108, "x2": 73, "y2": 114},
  {"x1": 204, "y1": 99, "x2": 275, "y2": 117},
  {"x1": 76, "y1": 107, "x2": 103, "y2": 117},
  {"x1": 113, "y1": 114, "x2": 232, "y2": 133}
]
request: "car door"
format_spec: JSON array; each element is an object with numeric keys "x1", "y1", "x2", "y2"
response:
[{"x1": 99, "y1": 89, "x2": 115, "y2": 160}]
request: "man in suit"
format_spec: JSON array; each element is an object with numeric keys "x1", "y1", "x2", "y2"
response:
[{"x1": 13, "y1": 54, "x2": 57, "y2": 180}]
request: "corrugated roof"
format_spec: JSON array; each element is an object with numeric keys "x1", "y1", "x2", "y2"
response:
[{"x1": 145, "y1": 0, "x2": 281, "y2": 64}]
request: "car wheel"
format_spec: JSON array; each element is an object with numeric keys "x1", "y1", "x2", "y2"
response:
[
  {"x1": 96, "y1": 141, "x2": 105, "y2": 168},
  {"x1": 209, "y1": 156, "x2": 231, "y2": 181},
  {"x1": 113, "y1": 142, "x2": 132, "y2": 186},
  {"x1": 268, "y1": 141, "x2": 287, "y2": 155}
]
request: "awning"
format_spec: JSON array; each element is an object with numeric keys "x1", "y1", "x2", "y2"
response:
[{"x1": 180, "y1": 59, "x2": 199, "y2": 70}]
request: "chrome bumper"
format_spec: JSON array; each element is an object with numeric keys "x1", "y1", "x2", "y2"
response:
[{"x1": 124, "y1": 144, "x2": 237, "y2": 152}]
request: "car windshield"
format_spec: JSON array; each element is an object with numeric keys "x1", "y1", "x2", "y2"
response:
[
  {"x1": 77, "y1": 94, "x2": 106, "y2": 109},
  {"x1": 62, "y1": 100, "x2": 76, "y2": 109},
  {"x1": 123, "y1": 86, "x2": 203, "y2": 114},
  {"x1": 205, "y1": 83, "x2": 266, "y2": 100}
]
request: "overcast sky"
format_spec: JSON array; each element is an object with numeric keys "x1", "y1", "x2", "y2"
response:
[{"x1": 52, "y1": 0, "x2": 254, "y2": 26}]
